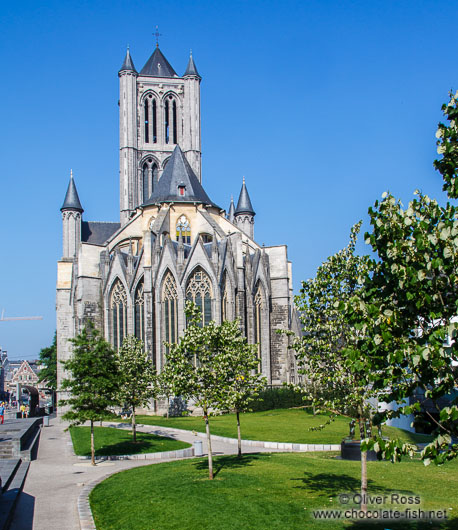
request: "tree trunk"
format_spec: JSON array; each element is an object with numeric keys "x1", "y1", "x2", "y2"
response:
[
  {"x1": 236, "y1": 410, "x2": 242, "y2": 458},
  {"x1": 204, "y1": 408, "x2": 213, "y2": 480},
  {"x1": 90, "y1": 420, "x2": 96, "y2": 466},
  {"x1": 132, "y1": 407, "x2": 136, "y2": 443},
  {"x1": 166, "y1": 396, "x2": 170, "y2": 420},
  {"x1": 358, "y1": 417, "x2": 367, "y2": 514}
]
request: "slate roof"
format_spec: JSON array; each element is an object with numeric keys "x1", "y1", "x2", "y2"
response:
[
  {"x1": 140, "y1": 47, "x2": 178, "y2": 77},
  {"x1": 235, "y1": 178, "x2": 255, "y2": 216},
  {"x1": 119, "y1": 48, "x2": 137, "y2": 73},
  {"x1": 61, "y1": 174, "x2": 83, "y2": 212},
  {"x1": 184, "y1": 53, "x2": 201, "y2": 78},
  {"x1": 82, "y1": 222, "x2": 121, "y2": 245},
  {"x1": 143, "y1": 145, "x2": 220, "y2": 209}
]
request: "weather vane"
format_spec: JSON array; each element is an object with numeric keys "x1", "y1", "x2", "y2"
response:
[{"x1": 153, "y1": 25, "x2": 162, "y2": 48}]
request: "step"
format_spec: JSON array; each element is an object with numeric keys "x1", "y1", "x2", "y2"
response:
[{"x1": 0, "y1": 460, "x2": 29, "y2": 530}]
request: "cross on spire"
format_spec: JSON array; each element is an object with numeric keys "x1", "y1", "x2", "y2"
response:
[{"x1": 153, "y1": 25, "x2": 162, "y2": 48}]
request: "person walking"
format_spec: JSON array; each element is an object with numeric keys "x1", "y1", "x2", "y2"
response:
[
  {"x1": 0, "y1": 402, "x2": 4, "y2": 424},
  {"x1": 20, "y1": 404, "x2": 26, "y2": 418}
]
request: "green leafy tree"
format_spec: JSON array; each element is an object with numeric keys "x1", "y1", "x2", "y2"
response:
[
  {"x1": 60, "y1": 322, "x2": 120, "y2": 465},
  {"x1": 117, "y1": 335, "x2": 157, "y2": 442},
  {"x1": 354, "y1": 189, "x2": 458, "y2": 465},
  {"x1": 161, "y1": 302, "x2": 234, "y2": 480},
  {"x1": 38, "y1": 332, "x2": 57, "y2": 391},
  {"x1": 291, "y1": 223, "x2": 379, "y2": 511},
  {"x1": 217, "y1": 319, "x2": 267, "y2": 457}
]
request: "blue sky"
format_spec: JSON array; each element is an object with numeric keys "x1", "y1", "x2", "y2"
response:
[{"x1": 0, "y1": 0, "x2": 456, "y2": 359}]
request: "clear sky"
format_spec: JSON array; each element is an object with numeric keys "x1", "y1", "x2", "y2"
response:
[{"x1": 0, "y1": 0, "x2": 456, "y2": 359}]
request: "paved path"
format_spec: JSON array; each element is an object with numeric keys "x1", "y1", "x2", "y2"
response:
[{"x1": 8, "y1": 417, "x2": 279, "y2": 530}]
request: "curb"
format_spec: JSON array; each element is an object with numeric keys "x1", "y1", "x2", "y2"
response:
[{"x1": 76, "y1": 447, "x2": 194, "y2": 461}]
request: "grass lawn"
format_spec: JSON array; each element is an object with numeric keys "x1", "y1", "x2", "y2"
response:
[
  {"x1": 90, "y1": 452, "x2": 458, "y2": 529},
  {"x1": 69, "y1": 426, "x2": 190, "y2": 456},
  {"x1": 128, "y1": 409, "x2": 432, "y2": 445}
]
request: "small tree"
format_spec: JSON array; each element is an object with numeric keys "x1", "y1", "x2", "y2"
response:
[
  {"x1": 38, "y1": 333, "x2": 57, "y2": 405},
  {"x1": 291, "y1": 224, "x2": 378, "y2": 512},
  {"x1": 218, "y1": 319, "x2": 267, "y2": 457},
  {"x1": 116, "y1": 335, "x2": 156, "y2": 442},
  {"x1": 60, "y1": 322, "x2": 120, "y2": 465},
  {"x1": 160, "y1": 302, "x2": 228, "y2": 480}
]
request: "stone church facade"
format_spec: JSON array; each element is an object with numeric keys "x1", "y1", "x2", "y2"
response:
[{"x1": 56, "y1": 43, "x2": 299, "y2": 404}]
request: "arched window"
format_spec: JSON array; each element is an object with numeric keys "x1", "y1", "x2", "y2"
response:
[
  {"x1": 142, "y1": 163, "x2": 149, "y2": 203},
  {"x1": 162, "y1": 272, "x2": 178, "y2": 346},
  {"x1": 164, "y1": 99, "x2": 170, "y2": 144},
  {"x1": 186, "y1": 268, "x2": 212, "y2": 326},
  {"x1": 142, "y1": 159, "x2": 158, "y2": 203},
  {"x1": 134, "y1": 280, "x2": 145, "y2": 343},
  {"x1": 254, "y1": 285, "x2": 263, "y2": 372},
  {"x1": 172, "y1": 100, "x2": 177, "y2": 144},
  {"x1": 221, "y1": 272, "x2": 230, "y2": 322},
  {"x1": 176, "y1": 215, "x2": 191, "y2": 244},
  {"x1": 144, "y1": 99, "x2": 149, "y2": 143},
  {"x1": 111, "y1": 280, "x2": 127, "y2": 351},
  {"x1": 152, "y1": 99, "x2": 157, "y2": 143}
]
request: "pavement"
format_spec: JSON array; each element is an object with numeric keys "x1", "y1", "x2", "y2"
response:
[{"x1": 8, "y1": 416, "x2": 280, "y2": 530}]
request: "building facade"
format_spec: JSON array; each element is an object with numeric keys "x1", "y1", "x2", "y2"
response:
[{"x1": 56, "y1": 43, "x2": 300, "y2": 406}]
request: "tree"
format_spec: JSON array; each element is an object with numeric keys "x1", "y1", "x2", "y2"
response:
[
  {"x1": 353, "y1": 189, "x2": 458, "y2": 465},
  {"x1": 291, "y1": 223, "x2": 378, "y2": 511},
  {"x1": 160, "y1": 302, "x2": 233, "y2": 480},
  {"x1": 60, "y1": 321, "x2": 120, "y2": 465},
  {"x1": 116, "y1": 335, "x2": 156, "y2": 442},
  {"x1": 216, "y1": 319, "x2": 266, "y2": 457},
  {"x1": 38, "y1": 332, "x2": 57, "y2": 391}
]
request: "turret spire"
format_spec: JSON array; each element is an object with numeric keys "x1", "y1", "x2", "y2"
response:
[
  {"x1": 184, "y1": 50, "x2": 201, "y2": 79},
  {"x1": 228, "y1": 195, "x2": 235, "y2": 222},
  {"x1": 235, "y1": 177, "x2": 255, "y2": 216},
  {"x1": 61, "y1": 170, "x2": 83, "y2": 212},
  {"x1": 119, "y1": 47, "x2": 137, "y2": 74}
]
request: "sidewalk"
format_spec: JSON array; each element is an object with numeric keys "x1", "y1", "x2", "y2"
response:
[{"x1": 8, "y1": 416, "x2": 274, "y2": 530}]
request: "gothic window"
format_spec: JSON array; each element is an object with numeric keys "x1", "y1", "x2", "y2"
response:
[
  {"x1": 162, "y1": 271, "x2": 178, "y2": 346},
  {"x1": 134, "y1": 280, "x2": 145, "y2": 343},
  {"x1": 142, "y1": 163, "x2": 149, "y2": 203},
  {"x1": 176, "y1": 215, "x2": 191, "y2": 244},
  {"x1": 254, "y1": 285, "x2": 263, "y2": 372},
  {"x1": 221, "y1": 272, "x2": 230, "y2": 322},
  {"x1": 164, "y1": 99, "x2": 170, "y2": 144},
  {"x1": 110, "y1": 280, "x2": 127, "y2": 351},
  {"x1": 152, "y1": 99, "x2": 157, "y2": 143},
  {"x1": 186, "y1": 268, "x2": 212, "y2": 326},
  {"x1": 144, "y1": 99, "x2": 149, "y2": 143},
  {"x1": 172, "y1": 100, "x2": 177, "y2": 144}
]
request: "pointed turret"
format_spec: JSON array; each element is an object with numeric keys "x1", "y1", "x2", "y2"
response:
[
  {"x1": 61, "y1": 170, "x2": 83, "y2": 213},
  {"x1": 61, "y1": 170, "x2": 83, "y2": 258},
  {"x1": 234, "y1": 177, "x2": 255, "y2": 239},
  {"x1": 235, "y1": 177, "x2": 255, "y2": 216},
  {"x1": 140, "y1": 47, "x2": 178, "y2": 77},
  {"x1": 119, "y1": 47, "x2": 137, "y2": 74},
  {"x1": 227, "y1": 196, "x2": 235, "y2": 223},
  {"x1": 143, "y1": 145, "x2": 220, "y2": 208},
  {"x1": 183, "y1": 51, "x2": 201, "y2": 79}
]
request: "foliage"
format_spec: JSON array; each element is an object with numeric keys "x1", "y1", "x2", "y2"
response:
[
  {"x1": 292, "y1": 223, "x2": 375, "y2": 424},
  {"x1": 37, "y1": 332, "x2": 57, "y2": 390},
  {"x1": 434, "y1": 89, "x2": 458, "y2": 198},
  {"x1": 249, "y1": 386, "x2": 307, "y2": 412},
  {"x1": 60, "y1": 321, "x2": 120, "y2": 464},
  {"x1": 353, "y1": 189, "x2": 458, "y2": 465},
  {"x1": 90, "y1": 452, "x2": 458, "y2": 530},
  {"x1": 69, "y1": 426, "x2": 190, "y2": 456},
  {"x1": 116, "y1": 335, "x2": 157, "y2": 442}
]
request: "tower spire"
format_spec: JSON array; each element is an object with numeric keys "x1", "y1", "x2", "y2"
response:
[{"x1": 61, "y1": 170, "x2": 83, "y2": 212}]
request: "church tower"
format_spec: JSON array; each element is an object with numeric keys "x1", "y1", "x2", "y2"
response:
[{"x1": 119, "y1": 44, "x2": 202, "y2": 225}]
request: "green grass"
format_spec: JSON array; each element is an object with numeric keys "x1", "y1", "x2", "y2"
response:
[
  {"x1": 90, "y1": 452, "x2": 458, "y2": 529},
  {"x1": 127, "y1": 409, "x2": 433, "y2": 445},
  {"x1": 69, "y1": 426, "x2": 190, "y2": 456}
]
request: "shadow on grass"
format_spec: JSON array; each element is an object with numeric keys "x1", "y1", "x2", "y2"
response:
[
  {"x1": 293, "y1": 471, "x2": 414, "y2": 498},
  {"x1": 193, "y1": 453, "x2": 262, "y2": 478},
  {"x1": 81, "y1": 433, "x2": 177, "y2": 456}
]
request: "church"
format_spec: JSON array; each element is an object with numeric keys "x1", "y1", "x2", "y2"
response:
[{"x1": 56, "y1": 42, "x2": 300, "y2": 402}]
